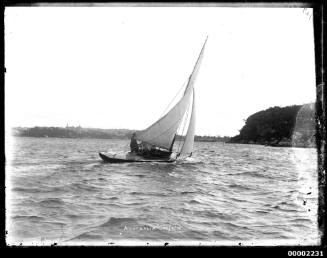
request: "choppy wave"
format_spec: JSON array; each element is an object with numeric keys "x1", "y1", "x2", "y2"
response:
[
  {"x1": 99, "y1": 217, "x2": 138, "y2": 227},
  {"x1": 6, "y1": 137, "x2": 319, "y2": 245},
  {"x1": 12, "y1": 215, "x2": 44, "y2": 221},
  {"x1": 39, "y1": 198, "x2": 66, "y2": 208}
]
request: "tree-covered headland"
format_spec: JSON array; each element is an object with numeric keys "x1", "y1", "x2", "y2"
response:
[{"x1": 228, "y1": 103, "x2": 315, "y2": 147}]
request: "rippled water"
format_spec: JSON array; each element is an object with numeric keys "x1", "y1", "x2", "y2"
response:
[{"x1": 5, "y1": 137, "x2": 319, "y2": 246}]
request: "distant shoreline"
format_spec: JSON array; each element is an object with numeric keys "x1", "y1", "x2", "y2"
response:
[
  {"x1": 10, "y1": 126, "x2": 230, "y2": 143},
  {"x1": 9, "y1": 135, "x2": 316, "y2": 148},
  {"x1": 10, "y1": 135, "x2": 229, "y2": 143}
]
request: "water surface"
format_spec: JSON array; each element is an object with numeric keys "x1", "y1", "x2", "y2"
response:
[{"x1": 5, "y1": 137, "x2": 319, "y2": 245}]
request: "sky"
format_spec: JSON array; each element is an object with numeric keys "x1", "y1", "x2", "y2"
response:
[{"x1": 5, "y1": 6, "x2": 316, "y2": 137}]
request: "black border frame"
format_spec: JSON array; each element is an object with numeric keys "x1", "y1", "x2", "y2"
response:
[{"x1": 2, "y1": 1, "x2": 325, "y2": 254}]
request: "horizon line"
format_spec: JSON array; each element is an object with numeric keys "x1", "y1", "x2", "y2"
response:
[{"x1": 9, "y1": 125, "x2": 232, "y2": 138}]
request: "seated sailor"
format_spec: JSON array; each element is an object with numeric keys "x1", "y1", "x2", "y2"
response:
[{"x1": 130, "y1": 132, "x2": 139, "y2": 153}]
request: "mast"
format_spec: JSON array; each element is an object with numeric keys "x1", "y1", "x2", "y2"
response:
[
  {"x1": 176, "y1": 37, "x2": 207, "y2": 156},
  {"x1": 174, "y1": 37, "x2": 208, "y2": 154},
  {"x1": 135, "y1": 36, "x2": 207, "y2": 152},
  {"x1": 183, "y1": 36, "x2": 208, "y2": 95}
]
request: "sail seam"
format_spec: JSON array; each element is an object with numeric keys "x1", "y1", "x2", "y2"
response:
[
  {"x1": 141, "y1": 115, "x2": 185, "y2": 149},
  {"x1": 177, "y1": 97, "x2": 192, "y2": 153},
  {"x1": 134, "y1": 37, "x2": 206, "y2": 154},
  {"x1": 136, "y1": 100, "x2": 184, "y2": 139},
  {"x1": 160, "y1": 77, "x2": 189, "y2": 119},
  {"x1": 180, "y1": 88, "x2": 195, "y2": 156},
  {"x1": 135, "y1": 88, "x2": 192, "y2": 142}
]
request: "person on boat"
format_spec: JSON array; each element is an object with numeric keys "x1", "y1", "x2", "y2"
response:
[
  {"x1": 140, "y1": 142, "x2": 153, "y2": 156},
  {"x1": 130, "y1": 132, "x2": 139, "y2": 153}
]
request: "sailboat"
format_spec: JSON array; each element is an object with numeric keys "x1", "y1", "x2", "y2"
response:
[{"x1": 99, "y1": 37, "x2": 207, "y2": 163}]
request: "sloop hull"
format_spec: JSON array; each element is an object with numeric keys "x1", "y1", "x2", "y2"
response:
[{"x1": 99, "y1": 152, "x2": 176, "y2": 163}]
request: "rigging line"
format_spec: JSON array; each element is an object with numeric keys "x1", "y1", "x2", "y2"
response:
[
  {"x1": 137, "y1": 81, "x2": 191, "y2": 140},
  {"x1": 160, "y1": 36, "x2": 207, "y2": 120},
  {"x1": 149, "y1": 116, "x2": 185, "y2": 144},
  {"x1": 142, "y1": 111, "x2": 188, "y2": 150},
  {"x1": 159, "y1": 77, "x2": 190, "y2": 119},
  {"x1": 190, "y1": 36, "x2": 208, "y2": 78},
  {"x1": 181, "y1": 37, "x2": 208, "y2": 96}
]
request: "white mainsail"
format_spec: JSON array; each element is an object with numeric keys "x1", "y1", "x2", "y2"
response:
[
  {"x1": 180, "y1": 88, "x2": 196, "y2": 156},
  {"x1": 135, "y1": 37, "x2": 207, "y2": 152},
  {"x1": 135, "y1": 84, "x2": 193, "y2": 150}
]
